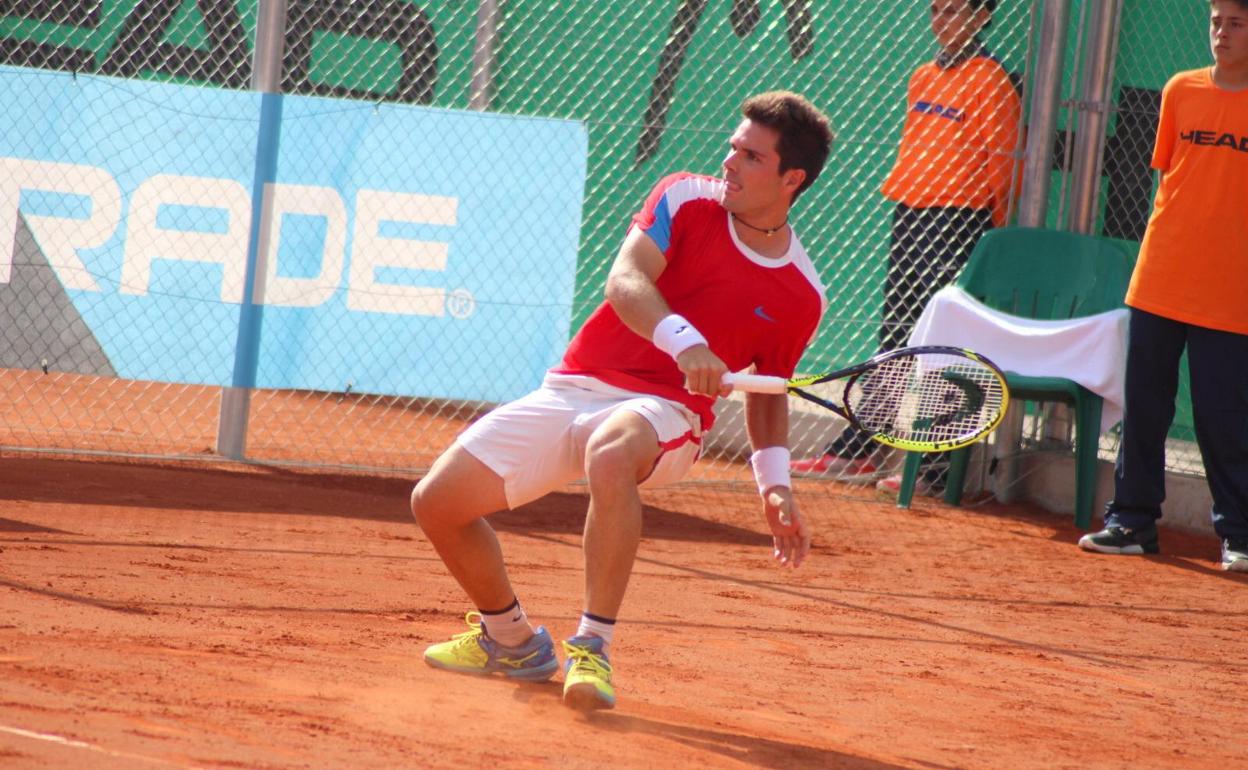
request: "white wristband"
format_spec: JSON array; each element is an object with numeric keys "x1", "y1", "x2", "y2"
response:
[
  {"x1": 652, "y1": 314, "x2": 708, "y2": 361},
  {"x1": 750, "y1": 446, "x2": 791, "y2": 496}
]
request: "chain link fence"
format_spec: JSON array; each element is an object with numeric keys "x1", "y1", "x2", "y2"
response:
[{"x1": 0, "y1": 0, "x2": 1210, "y2": 498}]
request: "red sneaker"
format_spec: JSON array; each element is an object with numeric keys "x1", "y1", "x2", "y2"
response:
[
  {"x1": 789, "y1": 454, "x2": 879, "y2": 484},
  {"x1": 875, "y1": 474, "x2": 942, "y2": 497}
]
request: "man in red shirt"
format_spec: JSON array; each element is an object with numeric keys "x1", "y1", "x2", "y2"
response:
[{"x1": 412, "y1": 92, "x2": 834, "y2": 709}]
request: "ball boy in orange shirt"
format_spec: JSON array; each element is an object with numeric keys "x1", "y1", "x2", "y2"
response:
[{"x1": 1079, "y1": 0, "x2": 1248, "y2": 570}]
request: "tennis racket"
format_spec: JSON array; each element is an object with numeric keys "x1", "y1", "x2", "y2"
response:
[{"x1": 723, "y1": 345, "x2": 1009, "y2": 453}]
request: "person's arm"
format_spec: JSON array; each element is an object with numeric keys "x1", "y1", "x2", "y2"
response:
[
  {"x1": 604, "y1": 226, "x2": 730, "y2": 397},
  {"x1": 744, "y1": 389, "x2": 812, "y2": 568},
  {"x1": 980, "y1": 69, "x2": 1023, "y2": 227}
]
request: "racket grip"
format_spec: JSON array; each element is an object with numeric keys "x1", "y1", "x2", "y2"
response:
[{"x1": 722, "y1": 372, "x2": 789, "y2": 394}]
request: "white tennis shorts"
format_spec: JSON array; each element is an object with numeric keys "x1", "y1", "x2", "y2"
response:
[{"x1": 457, "y1": 373, "x2": 703, "y2": 509}]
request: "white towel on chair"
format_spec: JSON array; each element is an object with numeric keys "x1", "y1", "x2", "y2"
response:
[{"x1": 908, "y1": 286, "x2": 1129, "y2": 433}]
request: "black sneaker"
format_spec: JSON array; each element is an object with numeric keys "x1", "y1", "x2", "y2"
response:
[
  {"x1": 1222, "y1": 538, "x2": 1248, "y2": 572},
  {"x1": 1078, "y1": 524, "x2": 1160, "y2": 555}
]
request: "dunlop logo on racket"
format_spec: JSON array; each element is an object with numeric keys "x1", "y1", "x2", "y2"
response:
[{"x1": 723, "y1": 346, "x2": 1010, "y2": 453}]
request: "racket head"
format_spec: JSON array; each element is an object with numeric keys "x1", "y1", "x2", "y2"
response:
[{"x1": 792, "y1": 346, "x2": 1010, "y2": 453}]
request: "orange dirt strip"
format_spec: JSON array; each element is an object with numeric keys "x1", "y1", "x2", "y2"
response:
[{"x1": 1, "y1": 454, "x2": 1245, "y2": 770}]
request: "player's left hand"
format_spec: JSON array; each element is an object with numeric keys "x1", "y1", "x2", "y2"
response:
[{"x1": 762, "y1": 487, "x2": 810, "y2": 568}]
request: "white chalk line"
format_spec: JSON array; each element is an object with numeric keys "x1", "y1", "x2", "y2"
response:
[{"x1": 0, "y1": 723, "x2": 203, "y2": 769}]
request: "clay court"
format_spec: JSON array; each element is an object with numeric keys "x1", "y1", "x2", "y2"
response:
[{"x1": 2, "y1": 451, "x2": 1245, "y2": 770}]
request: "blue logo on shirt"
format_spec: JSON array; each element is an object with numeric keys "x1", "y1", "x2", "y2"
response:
[
  {"x1": 754, "y1": 305, "x2": 777, "y2": 323},
  {"x1": 913, "y1": 101, "x2": 965, "y2": 122}
]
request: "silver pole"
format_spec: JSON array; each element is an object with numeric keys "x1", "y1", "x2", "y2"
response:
[
  {"x1": 1067, "y1": 0, "x2": 1123, "y2": 234},
  {"x1": 251, "y1": 0, "x2": 287, "y2": 93},
  {"x1": 991, "y1": 0, "x2": 1071, "y2": 503},
  {"x1": 470, "y1": 0, "x2": 500, "y2": 110},
  {"x1": 217, "y1": 0, "x2": 288, "y2": 459},
  {"x1": 1016, "y1": 0, "x2": 1071, "y2": 229},
  {"x1": 1033, "y1": 0, "x2": 1121, "y2": 476}
]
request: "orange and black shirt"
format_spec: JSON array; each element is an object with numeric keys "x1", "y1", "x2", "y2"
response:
[
  {"x1": 880, "y1": 47, "x2": 1022, "y2": 227},
  {"x1": 1127, "y1": 68, "x2": 1248, "y2": 335}
]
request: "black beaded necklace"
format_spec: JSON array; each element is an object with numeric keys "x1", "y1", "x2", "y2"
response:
[{"x1": 732, "y1": 213, "x2": 788, "y2": 237}]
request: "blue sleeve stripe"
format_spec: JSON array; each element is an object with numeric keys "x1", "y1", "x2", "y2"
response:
[{"x1": 643, "y1": 193, "x2": 673, "y2": 253}]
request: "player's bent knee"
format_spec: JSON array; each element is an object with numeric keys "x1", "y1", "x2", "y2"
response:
[
  {"x1": 409, "y1": 469, "x2": 506, "y2": 534},
  {"x1": 408, "y1": 482, "x2": 427, "y2": 522},
  {"x1": 584, "y1": 437, "x2": 653, "y2": 486},
  {"x1": 410, "y1": 451, "x2": 509, "y2": 533},
  {"x1": 409, "y1": 480, "x2": 439, "y2": 531},
  {"x1": 411, "y1": 484, "x2": 468, "y2": 538}
]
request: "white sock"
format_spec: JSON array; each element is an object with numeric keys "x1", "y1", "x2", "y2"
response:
[
  {"x1": 576, "y1": 612, "x2": 616, "y2": 652},
  {"x1": 479, "y1": 599, "x2": 535, "y2": 647}
]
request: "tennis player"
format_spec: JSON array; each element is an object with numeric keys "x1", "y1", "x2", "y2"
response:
[{"x1": 411, "y1": 91, "x2": 834, "y2": 710}]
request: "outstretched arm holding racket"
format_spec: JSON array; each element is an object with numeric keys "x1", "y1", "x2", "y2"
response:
[
  {"x1": 725, "y1": 345, "x2": 1009, "y2": 568},
  {"x1": 411, "y1": 91, "x2": 833, "y2": 712}
]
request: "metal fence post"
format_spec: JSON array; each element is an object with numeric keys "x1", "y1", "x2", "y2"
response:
[
  {"x1": 470, "y1": 0, "x2": 501, "y2": 111},
  {"x1": 1016, "y1": 0, "x2": 1070, "y2": 230},
  {"x1": 1030, "y1": 0, "x2": 1123, "y2": 463},
  {"x1": 987, "y1": 0, "x2": 1071, "y2": 503},
  {"x1": 1067, "y1": 0, "x2": 1124, "y2": 234},
  {"x1": 216, "y1": 0, "x2": 288, "y2": 459}
]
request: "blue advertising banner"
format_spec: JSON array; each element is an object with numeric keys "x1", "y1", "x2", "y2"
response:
[{"x1": 0, "y1": 66, "x2": 587, "y2": 403}]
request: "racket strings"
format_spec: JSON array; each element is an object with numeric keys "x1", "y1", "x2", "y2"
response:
[{"x1": 845, "y1": 353, "x2": 1006, "y2": 443}]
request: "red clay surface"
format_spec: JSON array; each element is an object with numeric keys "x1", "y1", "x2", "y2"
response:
[{"x1": 2, "y1": 453, "x2": 1246, "y2": 770}]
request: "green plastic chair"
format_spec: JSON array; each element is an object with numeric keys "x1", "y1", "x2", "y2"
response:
[{"x1": 896, "y1": 226, "x2": 1138, "y2": 529}]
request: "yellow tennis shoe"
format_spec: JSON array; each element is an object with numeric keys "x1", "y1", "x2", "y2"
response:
[
  {"x1": 423, "y1": 612, "x2": 558, "y2": 681},
  {"x1": 561, "y1": 635, "x2": 615, "y2": 710}
]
